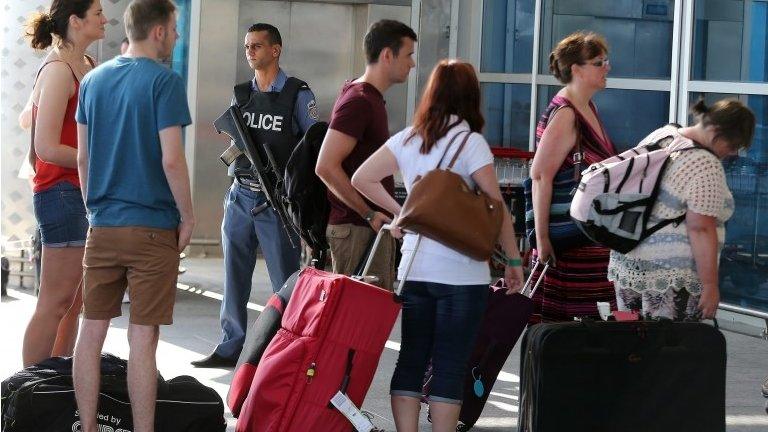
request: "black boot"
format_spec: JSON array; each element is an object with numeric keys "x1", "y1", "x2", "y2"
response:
[{"x1": 190, "y1": 352, "x2": 237, "y2": 368}]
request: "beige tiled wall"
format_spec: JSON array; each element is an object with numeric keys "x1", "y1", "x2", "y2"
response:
[{"x1": 1, "y1": 0, "x2": 130, "y2": 242}]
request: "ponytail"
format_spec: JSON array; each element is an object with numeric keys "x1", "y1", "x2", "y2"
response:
[
  {"x1": 26, "y1": 12, "x2": 55, "y2": 50},
  {"x1": 690, "y1": 98, "x2": 709, "y2": 120},
  {"x1": 24, "y1": 0, "x2": 95, "y2": 50}
]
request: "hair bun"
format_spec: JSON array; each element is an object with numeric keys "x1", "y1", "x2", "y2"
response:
[
  {"x1": 549, "y1": 52, "x2": 561, "y2": 81},
  {"x1": 40, "y1": 13, "x2": 54, "y2": 31},
  {"x1": 690, "y1": 98, "x2": 709, "y2": 117}
]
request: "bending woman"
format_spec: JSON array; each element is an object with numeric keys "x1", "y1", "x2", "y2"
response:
[
  {"x1": 22, "y1": 0, "x2": 106, "y2": 366},
  {"x1": 609, "y1": 99, "x2": 755, "y2": 320}
]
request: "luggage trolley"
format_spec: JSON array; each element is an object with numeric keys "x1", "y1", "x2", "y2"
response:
[{"x1": 490, "y1": 147, "x2": 534, "y2": 273}]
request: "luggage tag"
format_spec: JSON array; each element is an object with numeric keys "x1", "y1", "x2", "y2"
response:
[
  {"x1": 613, "y1": 310, "x2": 640, "y2": 321},
  {"x1": 471, "y1": 367, "x2": 485, "y2": 397},
  {"x1": 330, "y1": 391, "x2": 375, "y2": 432}
]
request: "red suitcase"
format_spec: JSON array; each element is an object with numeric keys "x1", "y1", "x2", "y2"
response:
[
  {"x1": 228, "y1": 271, "x2": 299, "y2": 417},
  {"x1": 236, "y1": 228, "x2": 411, "y2": 432}
]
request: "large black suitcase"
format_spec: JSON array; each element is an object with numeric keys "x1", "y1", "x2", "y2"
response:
[
  {"x1": 2, "y1": 354, "x2": 226, "y2": 432},
  {"x1": 518, "y1": 320, "x2": 726, "y2": 432}
]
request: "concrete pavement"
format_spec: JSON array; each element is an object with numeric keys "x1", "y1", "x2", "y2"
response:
[{"x1": 2, "y1": 256, "x2": 767, "y2": 431}]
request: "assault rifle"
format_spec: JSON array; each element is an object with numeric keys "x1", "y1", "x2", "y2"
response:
[{"x1": 214, "y1": 105, "x2": 298, "y2": 248}]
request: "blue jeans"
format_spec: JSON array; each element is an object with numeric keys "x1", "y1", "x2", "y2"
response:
[
  {"x1": 33, "y1": 182, "x2": 88, "y2": 247},
  {"x1": 390, "y1": 281, "x2": 488, "y2": 404},
  {"x1": 215, "y1": 183, "x2": 300, "y2": 359}
]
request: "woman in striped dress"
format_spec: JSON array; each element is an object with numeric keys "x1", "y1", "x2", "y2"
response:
[{"x1": 529, "y1": 31, "x2": 617, "y2": 322}]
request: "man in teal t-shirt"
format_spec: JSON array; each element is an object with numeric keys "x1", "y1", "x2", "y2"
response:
[{"x1": 73, "y1": 1, "x2": 194, "y2": 431}]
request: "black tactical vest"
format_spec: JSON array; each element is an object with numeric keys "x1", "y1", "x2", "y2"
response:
[{"x1": 230, "y1": 77, "x2": 308, "y2": 179}]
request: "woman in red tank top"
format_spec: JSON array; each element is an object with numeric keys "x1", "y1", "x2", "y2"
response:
[{"x1": 21, "y1": 0, "x2": 106, "y2": 367}]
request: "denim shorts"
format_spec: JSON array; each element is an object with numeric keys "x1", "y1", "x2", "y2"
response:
[
  {"x1": 390, "y1": 281, "x2": 488, "y2": 404},
  {"x1": 33, "y1": 182, "x2": 88, "y2": 247}
]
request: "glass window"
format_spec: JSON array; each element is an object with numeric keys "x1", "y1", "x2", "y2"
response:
[
  {"x1": 480, "y1": 0, "x2": 535, "y2": 73},
  {"x1": 536, "y1": 86, "x2": 670, "y2": 151},
  {"x1": 171, "y1": 0, "x2": 192, "y2": 84},
  {"x1": 692, "y1": 0, "x2": 768, "y2": 83},
  {"x1": 415, "y1": 0, "x2": 451, "y2": 99},
  {"x1": 688, "y1": 93, "x2": 768, "y2": 312},
  {"x1": 538, "y1": 0, "x2": 675, "y2": 79},
  {"x1": 481, "y1": 83, "x2": 531, "y2": 149}
]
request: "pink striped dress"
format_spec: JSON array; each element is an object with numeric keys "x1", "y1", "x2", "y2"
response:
[{"x1": 529, "y1": 95, "x2": 618, "y2": 323}]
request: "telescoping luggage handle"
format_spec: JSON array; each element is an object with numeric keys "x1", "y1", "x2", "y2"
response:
[
  {"x1": 359, "y1": 224, "x2": 420, "y2": 297},
  {"x1": 361, "y1": 227, "x2": 548, "y2": 298},
  {"x1": 520, "y1": 259, "x2": 550, "y2": 298}
]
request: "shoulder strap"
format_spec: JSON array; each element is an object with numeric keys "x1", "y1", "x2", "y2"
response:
[
  {"x1": 435, "y1": 130, "x2": 470, "y2": 170},
  {"x1": 546, "y1": 103, "x2": 583, "y2": 179},
  {"x1": 664, "y1": 127, "x2": 717, "y2": 157},
  {"x1": 675, "y1": 142, "x2": 718, "y2": 158},
  {"x1": 29, "y1": 109, "x2": 37, "y2": 173},
  {"x1": 546, "y1": 104, "x2": 583, "y2": 155},
  {"x1": 447, "y1": 131, "x2": 474, "y2": 170},
  {"x1": 34, "y1": 60, "x2": 77, "y2": 87},
  {"x1": 636, "y1": 124, "x2": 680, "y2": 152},
  {"x1": 544, "y1": 104, "x2": 570, "y2": 128},
  {"x1": 277, "y1": 77, "x2": 308, "y2": 107},
  {"x1": 233, "y1": 81, "x2": 252, "y2": 107}
]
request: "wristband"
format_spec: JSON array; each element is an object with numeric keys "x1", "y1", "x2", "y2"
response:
[{"x1": 492, "y1": 249, "x2": 522, "y2": 267}]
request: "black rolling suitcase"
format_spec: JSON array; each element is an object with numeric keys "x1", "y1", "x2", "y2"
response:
[
  {"x1": 518, "y1": 320, "x2": 726, "y2": 432},
  {"x1": 423, "y1": 260, "x2": 550, "y2": 431}
]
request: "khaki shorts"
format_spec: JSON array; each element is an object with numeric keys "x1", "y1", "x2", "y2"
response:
[
  {"x1": 83, "y1": 226, "x2": 179, "y2": 325},
  {"x1": 326, "y1": 223, "x2": 396, "y2": 291}
]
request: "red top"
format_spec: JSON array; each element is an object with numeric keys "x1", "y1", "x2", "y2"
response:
[
  {"x1": 32, "y1": 61, "x2": 82, "y2": 193},
  {"x1": 326, "y1": 81, "x2": 394, "y2": 226}
]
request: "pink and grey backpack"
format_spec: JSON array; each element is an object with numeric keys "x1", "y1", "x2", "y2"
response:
[{"x1": 570, "y1": 124, "x2": 713, "y2": 254}]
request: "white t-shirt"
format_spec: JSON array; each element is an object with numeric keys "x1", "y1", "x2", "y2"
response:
[{"x1": 386, "y1": 120, "x2": 495, "y2": 285}]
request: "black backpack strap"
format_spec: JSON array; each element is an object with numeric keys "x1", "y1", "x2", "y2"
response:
[
  {"x1": 233, "y1": 81, "x2": 252, "y2": 107},
  {"x1": 642, "y1": 213, "x2": 686, "y2": 239}
]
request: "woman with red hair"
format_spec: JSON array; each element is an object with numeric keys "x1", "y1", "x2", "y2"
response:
[{"x1": 353, "y1": 60, "x2": 524, "y2": 432}]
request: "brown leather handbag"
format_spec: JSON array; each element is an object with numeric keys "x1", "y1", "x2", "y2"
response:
[{"x1": 397, "y1": 130, "x2": 503, "y2": 261}]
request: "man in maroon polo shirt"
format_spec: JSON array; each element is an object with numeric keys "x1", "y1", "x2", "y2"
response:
[{"x1": 316, "y1": 19, "x2": 416, "y2": 291}]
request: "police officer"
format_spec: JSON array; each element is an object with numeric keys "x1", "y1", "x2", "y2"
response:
[{"x1": 192, "y1": 23, "x2": 318, "y2": 368}]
